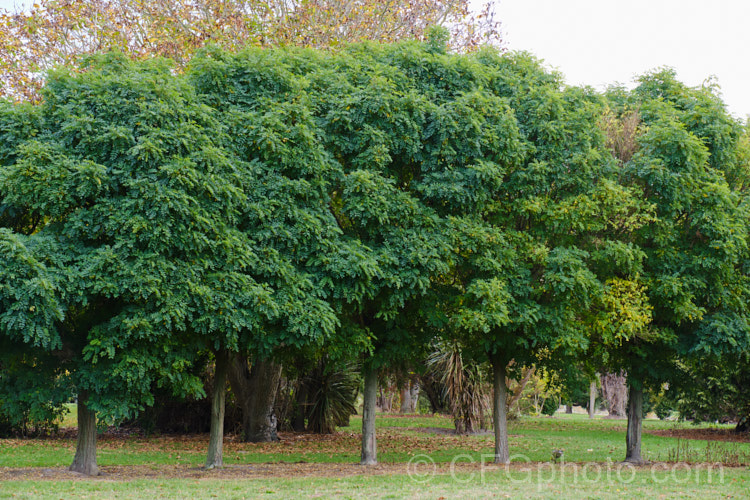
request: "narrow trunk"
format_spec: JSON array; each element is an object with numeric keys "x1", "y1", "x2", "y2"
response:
[
  {"x1": 228, "y1": 355, "x2": 282, "y2": 442},
  {"x1": 588, "y1": 380, "x2": 597, "y2": 419},
  {"x1": 492, "y1": 356, "x2": 509, "y2": 464},
  {"x1": 360, "y1": 366, "x2": 378, "y2": 465},
  {"x1": 70, "y1": 393, "x2": 99, "y2": 476},
  {"x1": 625, "y1": 383, "x2": 644, "y2": 464},
  {"x1": 376, "y1": 388, "x2": 393, "y2": 412},
  {"x1": 409, "y1": 381, "x2": 419, "y2": 412},
  {"x1": 507, "y1": 366, "x2": 536, "y2": 414},
  {"x1": 292, "y1": 383, "x2": 308, "y2": 432},
  {"x1": 205, "y1": 349, "x2": 229, "y2": 469},
  {"x1": 399, "y1": 381, "x2": 412, "y2": 414}
]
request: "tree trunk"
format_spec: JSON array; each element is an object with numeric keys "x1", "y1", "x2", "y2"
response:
[
  {"x1": 419, "y1": 373, "x2": 449, "y2": 414},
  {"x1": 205, "y1": 349, "x2": 229, "y2": 469},
  {"x1": 588, "y1": 379, "x2": 597, "y2": 419},
  {"x1": 736, "y1": 416, "x2": 748, "y2": 433},
  {"x1": 601, "y1": 371, "x2": 627, "y2": 417},
  {"x1": 399, "y1": 381, "x2": 412, "y2": 414},
  {"x1": 69, "y1": 393, "x2": 99, "y2": 476},
  {"x1": 409, "y1": 381, "x2": 419, "y2": 412},
  {"x1": 491, "y1": 356, "x2": 509, "y2": 464},
  {"x1": 565, "y1": 404, "x2": 573, "y2": 414},
  {"x1": 376, "y1": 386, "x2": 393, "y2": 412},
  {"x1": 625, "y1": 383, "x2": 645, "y2": 464},
  {"x1": 228, "y1": 355, "x2": 282, "y2": 442},
  {"x1": 360, "y1": 366, "x2": 378, "y2": 465},
  {"x1": 291, "y1": 382, "x2": 308, "y2": 432}
]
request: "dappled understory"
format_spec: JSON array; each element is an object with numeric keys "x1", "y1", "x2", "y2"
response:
[{"x1": 1, "y1": 414, "x2": 749, "y2": 483}]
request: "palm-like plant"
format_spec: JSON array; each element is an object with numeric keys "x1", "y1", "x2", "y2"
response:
[
  {"x1": 304, "y1": 357, "x2": 359, "y2": 434},
  {"x1": 426, "y1": 341, "x2": 491, "y2": 434}
]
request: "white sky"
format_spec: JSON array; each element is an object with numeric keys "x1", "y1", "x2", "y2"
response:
[
  {"x1": 2, "y1": 0, "x2": 748, "y2": 118},
  {"x1": 491, "y1": 0, "x2": 750, "y2": 119}
]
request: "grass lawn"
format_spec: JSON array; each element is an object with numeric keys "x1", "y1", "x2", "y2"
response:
[
  {"x1": 2, "y1": 468, "x2": 749, "y2": 499},
  {"x1": 1, "y1": 411, "x2": 749, "y2": 498}
]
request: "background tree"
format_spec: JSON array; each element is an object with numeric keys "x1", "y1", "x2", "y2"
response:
[
  {"x1": 667, "y1": 352, "x2": 750, "y2": 432},
  {"x1": 556, "y1": 363, "x2": 595, "y2": 414},
  {"x1": 227, "y1": 354, "x2": 283, "y2": 442},
  {"x1": 0, "y1": 0, "x2": 501, "y2": 101}
]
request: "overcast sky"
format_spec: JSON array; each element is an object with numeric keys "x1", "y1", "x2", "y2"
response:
[
  {"x1": 2, "y1": 0, "x2": 748, "y2": 118},
  {"x1": 492, "y1": 0, "x2": 750, "y2": 119}
]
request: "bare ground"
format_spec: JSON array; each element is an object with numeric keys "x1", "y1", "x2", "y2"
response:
[
  {"x1": 646, "y1": 427, "x2": 750, "y2": 443},
  {"x1": 4, "y1": 460, "x2": 724, "y2": 482}
]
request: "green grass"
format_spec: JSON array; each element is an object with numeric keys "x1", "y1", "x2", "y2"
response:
[
  {"x1": 1, "y1": 468, "x2": 749, "y2": 499},
  {"x1": 2, "y1": 412, "x2": 749, "y2": 498},
  {"x1": 57, "y1": 403, "x2": 77, "y2": 428},
  {"x1": 2, "y1": 413, "x2": 748, "y2": 468}
]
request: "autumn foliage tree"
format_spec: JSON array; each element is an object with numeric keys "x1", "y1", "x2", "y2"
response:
[{"x1": 0, "y1": 0, "x2": 501, "y2": 101}]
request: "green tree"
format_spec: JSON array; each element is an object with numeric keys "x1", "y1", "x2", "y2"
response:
[
  {"x1": 0, "y1": 53, "x2": 337, "y2": 473},
  {"x1": 598, "y1": 70, "x2": 750, "y2": 463},
  {"x1": 667, "y1": 352, "x2": 750, "y2": 432},
  {"x1": 423, "y1": 50, "x2": 648, "y2": 463}
]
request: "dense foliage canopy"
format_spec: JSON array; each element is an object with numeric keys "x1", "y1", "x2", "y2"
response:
[{"x1": 1, "y1": 34, "x2": 748, "y2": 472}]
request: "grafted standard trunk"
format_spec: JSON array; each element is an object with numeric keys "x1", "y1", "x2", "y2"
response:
[
  {"x1": 205, "y1": 349, "x2": 229, "y2": 469},
  {"x1": 625, "y1": 383, "x2": 644, "y2": 463},
  {"x1": 491, "y1": 355, "x2": 509, "y2": 464},
  {"x1": 588, "y1": 379, "x2": 597, "y2": 419},
  {"x1": 228, "y1": 355, "x2": 282, "y2": 442},
  {"x1": 70, "y1": 393, "x2": 99, "y2": 476},
  {"x1": 360, "y1": 366, "x2": 378, "y2": 465}
]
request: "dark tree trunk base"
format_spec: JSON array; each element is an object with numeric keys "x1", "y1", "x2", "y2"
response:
[
  {"x1": 70, "y1": 394, "x2": 99, "y2": 476},
  {"x1": 229, "y1": 356, "x2": 282, "y2": 443},
  {"x1": 735, "y1": 416, "x2": 749, "y2": 434}
]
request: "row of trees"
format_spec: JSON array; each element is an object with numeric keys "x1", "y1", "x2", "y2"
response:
[{"x1": 1, "y1": 31, "x2": 749, "y2": 475}]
